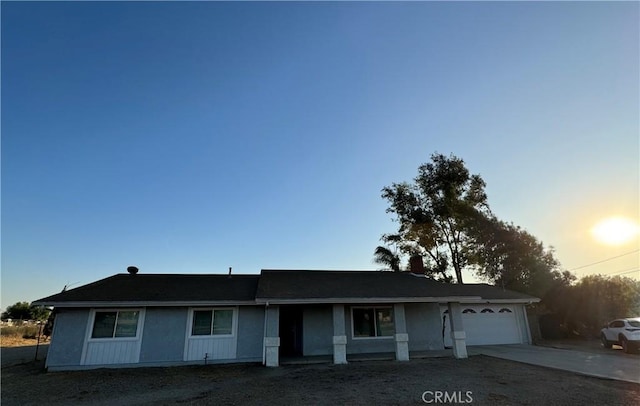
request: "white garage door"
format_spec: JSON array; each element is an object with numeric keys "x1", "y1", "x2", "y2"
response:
[{"x1": 442, "y1": 305, "x2": 523, "y2": 347}]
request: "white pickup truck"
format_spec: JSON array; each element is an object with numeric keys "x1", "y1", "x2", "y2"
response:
[{"x1": 600, "y1": 318, "x2": 640, "y2": 353}]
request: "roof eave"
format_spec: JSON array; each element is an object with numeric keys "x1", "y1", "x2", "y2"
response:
[
  {"x1": 458, "y1": 298, "x2": 540, "y2": 304},
  {"x1": 255, "y1": 296, "x2": 482, "y2": 305},
  {"x1": 254, "y1": 296, "x2": 539, "y2": 305},
  {"x1": 33, "y1": 297, "x2": 539, "y2": 307},
  {"x1": 32, "y1": 300, "x2": 258, "y2": 308}
]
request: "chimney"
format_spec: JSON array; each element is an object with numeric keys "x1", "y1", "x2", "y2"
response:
[
  {"x1": 409, "y1": 255, "x2": 425, "y2": 274},
  {"x1": 127, "y1": 266, "x2": 139, "y2": 275}
]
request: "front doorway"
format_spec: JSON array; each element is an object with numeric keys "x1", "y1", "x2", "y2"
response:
[{"x1": 279, "y1": 306, "x2": 303, "y2": 357}]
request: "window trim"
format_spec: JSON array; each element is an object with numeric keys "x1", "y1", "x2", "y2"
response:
[
  {"x1": 187, "y1": 307, "x2": 237, "y2": 339},
  {"x1": 350, "y1": 306, "x2": 395, "y2": 340},
  {"x1": 87, "y1": 308, "x2": 144, "y2": 342}
]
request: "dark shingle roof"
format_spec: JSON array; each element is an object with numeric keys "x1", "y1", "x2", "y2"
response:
[
  {"x1": 255, "y1": 270, "x2": 538, "y2": 302},
  {"x1": 32, "y1": 270, "x2": 538, "y2": 306},
  {"x1": 32, "y1": 274, "x2": 260, "y2": 305}
]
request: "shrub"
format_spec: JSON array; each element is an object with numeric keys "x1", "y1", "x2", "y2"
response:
[{"x1": 1, "y1": 324, "x2": 41, "y2": 341}]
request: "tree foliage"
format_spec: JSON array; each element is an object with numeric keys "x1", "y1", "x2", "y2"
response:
[
  {"x1": 377, "y1": 152, "x2": 572, "y2": 298},
  {"x1": 1, "y1": 301, "x2": 51, "y2": 321},
  {"x1": 470, "y1": 216, "x2": 575, "y2": 297},
  {"x1": 543, "y1": 275, "x2": 640, "y2": 337},
  {"x1": 373, "y1": 246, "x2": 401, "y2": 272},
  {"x1": 380, "y1": 153, "x2": 490, "y2": 283},
  {"x1": 376, "y1": 152, "x2": 638, "y2": 340}
]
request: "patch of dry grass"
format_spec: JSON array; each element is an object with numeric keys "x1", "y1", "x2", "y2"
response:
[{"x1": 0, "y1": 325, "x2": 44, "y2": 347}]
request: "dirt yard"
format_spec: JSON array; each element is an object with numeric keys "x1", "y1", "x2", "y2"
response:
[
  {"x1": 0, "y1": 336, "x2": 42, "y2": 347},
  {"x1": 2, "y1": 355, "x2": 639, "y2": 406}
]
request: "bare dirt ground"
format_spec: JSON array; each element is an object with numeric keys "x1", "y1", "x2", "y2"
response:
[
  {"x1": 2, "y1": 355, "x2": 639, "y2": 406},
  {"x1": 0, "y1": 336, "x2": 42, "y2": 347},
  {"x1": 1, "y1": 344, "x2": 49, "y2": 367},
  {"x1": 0, "y1": 335, "x2": 50, "y2": 367}
]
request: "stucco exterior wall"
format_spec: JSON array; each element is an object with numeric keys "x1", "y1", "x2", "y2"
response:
[
  {"x1": 405, "y1": 303, "x2": 444, "y2": 351},
  {"x1": 302, "y1": 305, "x2": 333, "y2": 356},
  {"x1": 281, "y1": 303, "x2": 446, "y2": 357},
  {"x1": 46, "y1": 308, "x2": 90, "y2": 369},
  {"x1": 139, "y1": 307, "x2": 188, "y2": 364},
  {"x1": 236, "y1": 306, "x2": 265, "y2": 361},
  {"x1": 47, "y1": 301, "x2": 531, "y2": 370},
  {"x1": 339, "y1": 303, "x2": 444, "y2": 355}
]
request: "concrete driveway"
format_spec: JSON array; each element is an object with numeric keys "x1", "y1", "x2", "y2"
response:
[{"x1": 470, "y1": 344, "x2": 640, "y2": 384}]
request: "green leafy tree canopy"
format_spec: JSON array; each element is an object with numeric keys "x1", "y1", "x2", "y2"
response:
[
  {"x1": 470, "y1": 216, "x2": 575, "y2": 297},
  {"x1": 1, "y1": 301, "x2": 51, "y2": 321},
  {"x1": 380, "y1": 153, "x2": 490, "y2": 283},
  {"x1": 544, "y1": 275, "x2": 640, "y2": 337},
  {"x1": 373, "y1": 245, "x2": 402, "y2": 272},
  {"x1": 377, "y1": 152, "x2": 572, "y2": 298}
]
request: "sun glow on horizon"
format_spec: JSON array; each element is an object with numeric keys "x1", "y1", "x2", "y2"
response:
[{"x1": 591, "y1": 217, "x2": 640, "y2": 246}]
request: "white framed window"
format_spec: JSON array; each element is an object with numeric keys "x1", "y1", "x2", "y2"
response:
[
  {"x1": 352, "y1": 307, "x2": 394, "y2": 338},
  {"x1": 189, "y1": 308, "x2": 234, "y2": 337},
  {"x1": 89, "y1": 309, "x2": 142, "y2": 340}
]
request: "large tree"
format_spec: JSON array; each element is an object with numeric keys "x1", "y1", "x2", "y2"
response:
[
  {"x1": 380, "y1": 153, "x2": 490, "y2": 283},
  {"x1": 469, "y1": 216, "x2": 574, "y2": 297},
  {"x1": 1, "y1": 301, "x2": 50, "y2": 321}
]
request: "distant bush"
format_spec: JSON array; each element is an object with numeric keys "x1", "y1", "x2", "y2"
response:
[
  {"x1": 1, "y1": 325, "x2": 41, "y2": 340},
  {"x1": 1, "y1": 301, "x2": 51, "y2": 321},
  {"x1": 543, "y1": 275, "x2": 640, "y2": 338}
]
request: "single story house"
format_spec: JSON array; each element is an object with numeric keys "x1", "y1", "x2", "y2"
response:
[{"x1": 32, "y1": 268, "x2": 539, "y2": 371}]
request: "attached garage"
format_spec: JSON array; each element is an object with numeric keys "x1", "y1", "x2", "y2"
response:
[{"x1": 442, "y1": 304, "x2": 528, "y2": 347}]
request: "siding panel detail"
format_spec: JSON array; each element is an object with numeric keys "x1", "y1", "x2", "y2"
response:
[
  {"x1": 185, "y1": 337, "x2": 236, "y2": 361},
  {"x1": 82, "y1": 308, "x2": 145, "y2": 366},
  {"x1": 184, "y1": 307, "x2": 239, "y2": 361},
  {"x1": 84, "y1": 340, "x2": 140, "y2": 365}
]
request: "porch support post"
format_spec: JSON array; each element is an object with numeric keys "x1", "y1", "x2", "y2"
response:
[
  {"x1": 447, "y1": 302, "x2": 467, "y2": 359},
  {"x1": 394, "y1": 303, "x2": 410, "y2": 361},
  {"x1": 332, "y1": 304, "x2": 347, "y2": 364},
  {"x1": 264, "y1": 305, "x2": 280, "y2": 367}
]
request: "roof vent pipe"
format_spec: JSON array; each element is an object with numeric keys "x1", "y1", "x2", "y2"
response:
[
  {"x1": 127, "y1": 266, "x2": 139, "y2": 275},
  {"x1": 228, "y1": 267, "x2": 232, "y2": 278}
]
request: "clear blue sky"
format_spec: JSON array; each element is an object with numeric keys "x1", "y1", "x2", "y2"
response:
[{"x1": 2, "y1": 2, "x2": 638, "y2": 310}]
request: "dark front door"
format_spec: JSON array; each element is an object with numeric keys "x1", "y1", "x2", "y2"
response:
[{"x1": 279, "y1": 306, "x2": 303, "y2": 357}]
